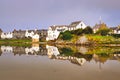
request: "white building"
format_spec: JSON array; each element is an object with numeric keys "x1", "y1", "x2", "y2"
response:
[
  {"x1": 46, "y1": 21, "x2": 86, "y2": 41},
  {"x1": 32, "y1": 34, "x2": 39, "y2": 42},
  {"x1": 110, "y1": 27, "x2": 120, "y2": 34},
  {"x1": 68, "y1": 21, "x2": 86, "y2": 31},
  {"x1": 46, "y1": 25, "x2": 68, "y2": 41},
  {"x1": 25, "y1": 30, "x2": 34, "y2": 38},
  {"x1": 25, "y1": 30, "x2": 40, "y2": 42},
  {"x1": 1, "y1": 32, "x2": 13, "y2": 39}
]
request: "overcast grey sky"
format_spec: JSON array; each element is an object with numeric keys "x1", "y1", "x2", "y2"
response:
[{"x1": 0, "y1": 0, "x2": 120, "y2": 32}]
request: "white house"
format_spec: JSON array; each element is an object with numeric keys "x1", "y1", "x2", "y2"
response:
[
  {"x1": 25, "y1": 30, "x2": 40, "y2": 42},
  {"x1": 1, "y1": 32, "x2": 13, "y2": 39},
  {"x1": 68, "y1": 21, "x2": 86, "y2": 31},
  {"x1": 110, "y1": 27, "x2": 120, "y2": 34},
  {"x1": 32, "y1": 33, "x2": 39, "y2": 42},
  {"x1": 25, "y1": 30, "x2": 34, "y2": 38},
  {"x1": 1, "y1": 33, "x2": 5, "y2": 39},
  {"x1": 46, "y1": 25, "x2": 68, "y2": 41},
  {"x1": 46, "y1": 21, "x2": 86, "y2": 41}
]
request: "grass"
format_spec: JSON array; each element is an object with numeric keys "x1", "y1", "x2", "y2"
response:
[
  {"x1": 86, "y1": 34, "x2": 120, "y2": 44},
  {"x1": 0, "y1": 39, "x2": 32, "y2": 47},
  {"x1": 0, "y1": 39, "x2": 31, "y2": 43},
  {"x1": 57, "y1": 34, "x2": 120, "y2": 45}
]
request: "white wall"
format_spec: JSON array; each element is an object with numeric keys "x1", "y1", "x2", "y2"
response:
[
  {"x1": 1, "y1": 32, "x2": 13, "y2": 39},
  {"x1": 76, "y1": 21, "x2": 86, "y2": 29},
  {"x1": 46, "y1": 27, "x2": 60, "y2": 41},
  {"x1": 25, "y1": 31, "x2": 34, "y2": 38},
  {"x1": 46, "y1": 26, "x2": 68, "y2": 41},
  {"x1": 32, "y1": 34, "x2": 39, "y2": 39}
]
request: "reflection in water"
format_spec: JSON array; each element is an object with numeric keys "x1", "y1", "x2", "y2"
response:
[
  {"x1": 0, "y1": 44, "x2": 120, "y2": 66},
  {"x1": 0, "y1": 44, "x2": 120, "y2": 80},
  {"x1": 46, "y1": 45, "x2": 87, "y2": 66},
  {"x1": 25, "y1": 44, "x2": 39, "y2": 55},
  {"x1": 1, "y1": 46, "x2": 13, "y2": 53},
  {"x1": 0, "y1": 44, "x2": 47, "y2": 56},
  {"x1": 46, "y1": 45, "x2": 60, "y2": 58}
]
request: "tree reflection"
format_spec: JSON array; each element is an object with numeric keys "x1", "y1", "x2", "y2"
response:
[{"x1": 0, "y1": 44, "x2": 120, "y2": 66}]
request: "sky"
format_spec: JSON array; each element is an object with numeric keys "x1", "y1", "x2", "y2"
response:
[{"x1": 0, "y1": 0, "x2": 120, "y2": 32}]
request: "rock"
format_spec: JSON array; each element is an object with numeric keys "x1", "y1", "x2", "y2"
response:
[{"x1": 76, "y1": 36, "x2": 88, "y2": 44}]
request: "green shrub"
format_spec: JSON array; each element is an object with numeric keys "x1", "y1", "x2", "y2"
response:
[
  {"x1": 83, "y1": 26, "x2": 93, "y2": 34},
  {"x1": 96, "y1": 29, "x2": 110, "y2": 36},
  {"x1": 60, "y1": 31, "x2": 73, "y2": 40}
]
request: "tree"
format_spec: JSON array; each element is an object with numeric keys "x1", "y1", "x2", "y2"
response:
[
  {"x1": 99, "y1": 23, "x2": 108, "y2": 30},
  {"x1": 60, "y1": 31, "x2": 73, "y2": 40},
  {"x1": 70, "y1": 29, "x2": 83, "y2": 35},
  {"x1": 76, "y1": 29, "x2": 83, "y2": 35},
  {"x1": 83, "y1": 26, "x2": 93, "y2": 34},
  {"x1": 96, "y1": 29, "x2": 110, "y2": 36}
]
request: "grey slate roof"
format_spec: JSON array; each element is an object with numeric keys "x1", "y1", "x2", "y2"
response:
[
  {"x1": 50, "y1": 25, "x2": 68, "y2": 31},
  {"x1": 69, "y1": 21, "x2": 81, "y2": 28}
]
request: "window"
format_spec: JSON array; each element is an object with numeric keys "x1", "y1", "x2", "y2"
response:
[{"x1": 81, "y1": 24, "x2": 83, "y2": 26}]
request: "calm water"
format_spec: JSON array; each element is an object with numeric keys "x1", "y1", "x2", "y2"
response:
[{"x1": 0, "y1": 44, "x2": 120, "y2": 80}]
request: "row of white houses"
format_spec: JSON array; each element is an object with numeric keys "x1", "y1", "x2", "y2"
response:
[
  {"x1": 46, "y1": 21, "x2": 120, "y2": 41},
  {"x1": 0, "y1": 30, "x2": 39, "y2": 42},
  {"x1": 1, "y1": 32, "x2": 13, "y2": 39},
  {"x1": 46, "y1": 21, "x2": 87, "y2": 41},
  {"x1": 1, "y1": 20, "x2": 120, "y2": 41}
]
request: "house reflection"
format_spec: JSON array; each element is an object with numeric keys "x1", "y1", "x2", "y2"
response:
[
  {"x1": 46, "y1": 45, "x2": 120, "y2": 66},
  {"x1": 13, "y1": 46, "x2": 26, "y2": 56},
  {"x1": 46, "y1": 45, "x2": 89, "y2": 66},
  {"x1": 0, "y1": 44, "x2": 47, "y2": 56},
  {"x1": 25, "y1": 43, "x2": 40, "y2": 55},
  {"x1": 46, "y1": 45, "x2": 60, "y2": 58},
  {"x1": 0, "y1": 45, "x2": 120, "y2": 66},
  {"x1": 1, "y1": 46, "x2": 13, "y2": 53}
]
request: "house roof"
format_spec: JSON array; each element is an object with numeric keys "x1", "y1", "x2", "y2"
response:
[
  {"x1": 13, "y1": 29, "x2": 26, "y2": 33},
  {"x1": 110, "y1": 27, "x2": 120, "y2": 31},
  {"x1": 49, "y1": 21, "x2": 83, "y2": 30},
  {"x1": 110, "y1": 27, "x2": 118, "y2": 30},
  {"x1": 13, "y1": 29, "x2": 47, "y2": 34},
  {"x1": 69, "y1": 21, "x2": 82, "y2": 28},
  {"x1": 50, "y1": 25, "x2": 68, "y2": 31}
]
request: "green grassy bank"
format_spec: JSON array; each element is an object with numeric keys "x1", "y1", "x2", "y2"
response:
[{"x1": 0, "y1": 39, "x2": 32, "y2": 47}]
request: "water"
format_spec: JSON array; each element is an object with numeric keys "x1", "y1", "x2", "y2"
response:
[{"x1": 0, "y1": 44, "x2": 120, "y2": 80}]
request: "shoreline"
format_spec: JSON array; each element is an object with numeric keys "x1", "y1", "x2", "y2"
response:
[{"x1": 1, "y1": 39, "x2": 120, "y2": 47}]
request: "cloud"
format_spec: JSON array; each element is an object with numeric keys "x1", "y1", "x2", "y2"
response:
[{"x1": 0, "y1": 0, "x2": 120, "y2": 32}]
